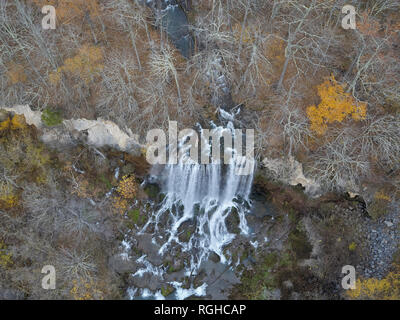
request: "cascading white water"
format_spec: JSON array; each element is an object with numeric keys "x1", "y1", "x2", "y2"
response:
[{"x1": 140, "y1": 116, "x2": 255, "y2": 274}]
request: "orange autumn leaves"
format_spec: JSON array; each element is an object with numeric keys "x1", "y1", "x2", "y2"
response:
[
  {"x1": 49, "y1": 45, "x2": 104, "y2": 85},
  {"x1": 307, "y1": 76, "x2": 367, "y2": 135},
  {"x1": 0, "y1": 114, "x2": 26, "y2": 132},
  {"x1": 112, "y1": 175, "x2": 137, "y2": 215}
]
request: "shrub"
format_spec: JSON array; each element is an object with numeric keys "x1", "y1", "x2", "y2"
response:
[
  {"x1": 368, "y1": 190, "x2": 391, "y2": 220},
  {"x1": 348, "y1": 242, "x2": 357, "y2": 251},
  {"x1": 127, "y1": 209, "x2": 140, "y2": 224},
  {"x1": 0, "y1": 116, "x2": 51, "y2": 185},
  {"x1": 70, "y1": 278, "x2": 104, "y2": 300},
  {"x1": 0, "y1": 182, "x2": 18, "y2": 210},
  {"x1": 347, "y1": 265, "x2": 400, "y2": 300},
  {"x1": 112, "y1": 197, "x2": 128, "y2": 215},
  {"x1": 112, "y1": 175, "x2": 137, "y2": 214},
  {"x1": 116, "y1": 175, "x2": 137, "y2": 200},
  {"x1": 41, "y1": 108, "x2": 63, "y2": 127},
  {"x1": 0, "y1": 114, "x2": 27, "y2": 132},
  {"x1": 0, "y1": 242, "x2": 12, "y2": 268}
]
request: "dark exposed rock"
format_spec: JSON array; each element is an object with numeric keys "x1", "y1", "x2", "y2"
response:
[
  {"x1": 226, "y1": 209, "x2": 241, "y2": 234},
  {"x1": 177, "y1": 219, "x2": 195, "y2": 243},
  {"x1": 209, "y1": 252, "x2": 221, "y2": 263}
]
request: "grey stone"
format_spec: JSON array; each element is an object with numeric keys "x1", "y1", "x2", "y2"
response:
[{"x1": 384, "y1": 221, "x2": 394, "y2": 228}]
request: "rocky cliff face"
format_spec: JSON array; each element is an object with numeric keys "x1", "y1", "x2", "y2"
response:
[
  {"x1": 2, "y1": 105, "x2": 142, "y2": 156},
  {"x1": 262, "y1": 156, "x2": 321, "y2": 196}
]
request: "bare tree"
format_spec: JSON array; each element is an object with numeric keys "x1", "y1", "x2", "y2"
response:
[
  {"x1": 344, "y1": 10, "x2": 400, "y2": 106},
  {"x1": 149, "y1": 45, "x2": 182, "y2": 103},
  {"x1": 272, "y1": 83, "x2": 312, "y2": 158},
  {"x1": 273, "y1": 0, "x2": 338, "y2": 90},
  {"x1": 358, "y1": 115, "x2": 400, "y2": 172},
  {"x1": 309, "y1": 127, "x2": 370, "y2": 191},
  {"x1": 57, "y1": 248, "x2": 97, "y2": 282},
  {"x1": 97, "y1": 50, "x2": 140, "y2": 127}
]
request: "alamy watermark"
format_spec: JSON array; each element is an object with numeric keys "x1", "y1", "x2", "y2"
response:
[
  {"x1": 342, "y1": 5, "x2": 357, "y2": 30},
  {"x1": 144, "y1": 121, "x2": 255, "y2": 176},
  {"x1": 41, "y1": 265, "x2": 56, "y2": 289},
  {"x1": 41, "y1": 5, "x2": 56, "y2": 30},
  {"x1": 41, "y1": 4, "x2": 356, "y2": 31},
  {"x1": 341, "y1": 265, "x2": 356, "y2": 290}
]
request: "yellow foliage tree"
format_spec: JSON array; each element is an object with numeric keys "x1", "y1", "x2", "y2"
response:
[
  {"x1": 307, "y1": 76, "x2": 367, "y2": 135},
  {"x1": 347, "y1": 266, "x2": 400, "y2": 300},
  {"x1": 70, "y1": 278, "x2": 104, "y2": 300},
  {"x1": 0, "y1": 114, "x2": 50, "y2": 185},
  {"x1": 112, "y1": 175, "x2": 137, "y2": 215},
  {"x1": 0, "y1": 182, "x2": 18, "y2": 210},
  {"x1": 116, "y1": 175, "x2": 137, "y2": 200},
  {"x1": 0, "y1": 242, "x2": 12, "y2": 268},
  {"x1": 49, "y1": 45, "x2": 104, "y2": 85},
  {"x1": 0, "y1": 114, "x2": 27, "y2": 132}
]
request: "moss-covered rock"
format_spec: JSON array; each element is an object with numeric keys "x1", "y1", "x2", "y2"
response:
[
  {"x1": 144, "y1": 183, "x2": 160, "y2": 200},
  {"x1": 41, "y1": 108, "x2": 63, "y2": 127},
  {"x1": 161, "y1": 285, "x2": 175, "y2": 297},
  {"x1": 127, "y1": 208, "x2": 147, "y2": 228},
  {"x1": 226, "y1": 208, "x2": 241, "y2": 234},
  {"x1": 231, "y1": 252, "x2": 278, "y2": 299},
  {"x1": 177, "y1": 220, "x2": 196, "y2": 243}
]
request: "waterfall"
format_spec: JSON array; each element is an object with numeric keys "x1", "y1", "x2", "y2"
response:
[
  {"x1": 140, "y1": 116, "x2": 255, "y2": 274},
  {"x1": 126, "y1": 1, "x2": 255, "y2": 300}
]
